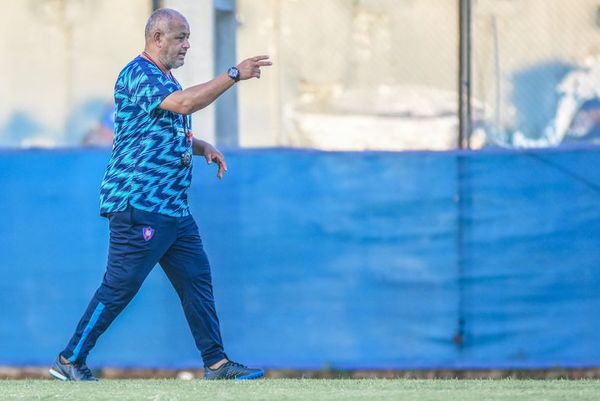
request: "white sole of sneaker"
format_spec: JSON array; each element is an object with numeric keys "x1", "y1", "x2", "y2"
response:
[{"x1": 49, "y1": 368, "x2": 68, "y2": 381}]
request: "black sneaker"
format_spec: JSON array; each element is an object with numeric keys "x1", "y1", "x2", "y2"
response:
[
  {"x1": 49, "y1": 354, "x2": 99, "y2": 381},
  {"x1": 204, "y1": 361, "x2": 264, "y2": 380}
]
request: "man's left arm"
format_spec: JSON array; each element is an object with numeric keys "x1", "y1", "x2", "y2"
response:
[{"x1": 192, "y1": 138, "x2": 228, "y2": 179}]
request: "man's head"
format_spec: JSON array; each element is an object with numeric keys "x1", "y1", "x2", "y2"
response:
[{"x1": 144, "y1": 8, "x2": 190, "y2": 70}]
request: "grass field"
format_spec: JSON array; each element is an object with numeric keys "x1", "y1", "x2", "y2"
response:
[{"x1": 2, "y1": 379, "x2": 600, "y2": 401}]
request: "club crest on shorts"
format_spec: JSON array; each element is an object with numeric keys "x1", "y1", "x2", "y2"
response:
[{"x1": 142, "y1": 226, "x2": 155, "y2": 241}]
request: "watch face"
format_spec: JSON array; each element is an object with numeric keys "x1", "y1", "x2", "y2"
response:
[{"x1": 228, "y1": 67, "x2": 239, "y2": 80}]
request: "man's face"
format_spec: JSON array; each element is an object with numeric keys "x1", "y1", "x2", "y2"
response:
[{"x1": 159, "y1": 17, "x2": 190, "y2": 70}]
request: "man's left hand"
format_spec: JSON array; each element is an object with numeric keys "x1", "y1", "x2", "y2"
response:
[
  {"x1": 193, "y1": 139, "x2": 228, "y2": 179},
  {"x1": 204, "y1": 144, "x2": 227, "y2": 180}
]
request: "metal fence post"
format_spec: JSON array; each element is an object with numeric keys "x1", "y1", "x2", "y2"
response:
[{"x1": 459, "y1": 0, "x2": 472, "y2": 150}]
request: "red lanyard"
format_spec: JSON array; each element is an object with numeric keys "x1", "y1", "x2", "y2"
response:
[
  {"x1": 141, "y1": 51, "x2": 192, "y2": 140},
  {"x1": 142, "y1": 51, "x2": 168, "y2": 75},
  {"x1": 141, "y1": 51, "x2": 182, "y2": 86}
]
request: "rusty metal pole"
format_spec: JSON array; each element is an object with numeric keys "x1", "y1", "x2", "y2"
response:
[
  {"x1": 459, "y1": 0, "x2": 472, "y2": 149},
  {"x1": 454, "y1": 0, "x2": 472, "y2": 352}
]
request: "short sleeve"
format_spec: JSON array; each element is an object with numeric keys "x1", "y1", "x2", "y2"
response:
[{"x1": 129, "y1": 61, "x2": 180, "y2": 114}]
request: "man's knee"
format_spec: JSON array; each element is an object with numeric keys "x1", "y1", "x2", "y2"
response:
[{"x1": 96, "y1": 280, "x2": 142, "y2": 310}]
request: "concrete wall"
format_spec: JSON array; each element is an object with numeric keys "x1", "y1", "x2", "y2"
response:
[
  {"x1": 236, "y1": 0, "x2": 600, "y2": 149},
  {"x1": 235, "y1": 0, "x2": 281, "y2": 147},
  {"x1": 473, "y1": 0, "x2": 600, "y2": 134},
  {"x1": 0, "y1": 0, "x2": 149, "y2": 146},
  {"x1": 0, "y1": 0, "x2": 216, "y2": 147},
  {"x1": 164, "y1": 0, "x2": 216, "y2": 145},
  {"x1": 3, "y1": 0, "x2": 600, "y2": 149},
  {"x1": 236, "y1": 0, "x2": 460, "y2": 149}
]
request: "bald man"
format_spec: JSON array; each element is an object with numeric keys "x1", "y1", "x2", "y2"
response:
[{"x1": 49, "y1": 8, "x2": 271, "y2": 381}]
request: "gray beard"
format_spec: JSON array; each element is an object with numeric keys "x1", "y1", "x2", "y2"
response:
[{"x1": 159, "y1": 55, "x2": 183, "y2": 71}]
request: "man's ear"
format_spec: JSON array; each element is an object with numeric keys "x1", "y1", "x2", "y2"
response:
[{"x1": 153, "y1": 31, "x2": 162, "y2": 48}]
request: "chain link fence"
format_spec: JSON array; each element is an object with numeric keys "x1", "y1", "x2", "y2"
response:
[
  {"x1": 471, "y1": 0, "x2": 600, "y2": 149},
  {"x1": 4, "y1": 1, "x2": 600, "y2": 150},
  {"x1": 238, "y1": 0, "x2": 600, "y2": 150},
  {"x1": 239, "y1": 0, "x2": 460, "y2": 150}
]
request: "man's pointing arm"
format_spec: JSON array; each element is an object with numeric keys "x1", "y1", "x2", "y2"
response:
[{"x1": 159, "y1": 55, "x2": 272, "y2": 115}]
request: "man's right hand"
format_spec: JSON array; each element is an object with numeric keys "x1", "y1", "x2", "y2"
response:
[
  {"x1": 237, "y1": 56, "x2": 273, "y2": 80},
  {"x1": 160, "y1": 56, "x2": 273, "y2": 115}
]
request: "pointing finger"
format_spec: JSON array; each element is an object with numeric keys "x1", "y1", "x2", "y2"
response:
[
  {"x1": 211, "y1": 153, "x2": 228, "y2": 170},
  {"x1": 217, "y1": 163, "x2": 227, "y2": 179},
  {"x1": 216, "y1": 156, "x2": 228, "y2": 172},
  {"x1": 251, "y1": 55, "x2": 270, "y2": 62},
  {"x1": 255, "y1": 60, "x2": 272, "y2": 67}
]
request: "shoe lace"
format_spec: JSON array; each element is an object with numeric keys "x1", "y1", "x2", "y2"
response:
[{"x1": 226, "y1": 361, "x2": 247, "y2": 369}]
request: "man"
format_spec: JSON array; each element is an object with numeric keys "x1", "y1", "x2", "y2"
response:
[{"x1": 49, "y1": 8, "x2": 271, "y2": 381}]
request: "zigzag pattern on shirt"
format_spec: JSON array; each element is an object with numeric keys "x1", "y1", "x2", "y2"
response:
[{"x1": 99, "y1": 56, "x2": 193, "y2": 218}]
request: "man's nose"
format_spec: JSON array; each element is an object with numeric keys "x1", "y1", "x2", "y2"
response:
[{"x1": 183, "y1": 39, "x2": 190, "y2": 49}]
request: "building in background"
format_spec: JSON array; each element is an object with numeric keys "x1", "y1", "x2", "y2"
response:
[
  {"x1": 471, "y1": 0, "x2": 600, "y2": 148},
  {"x1": 237, "y1": 0, "x2": 600, "y2": 150},
  {"x1": 0, "y1": 0, "x2": 215, "y2": 148},
  {"x1": 2, "y1": 0, "x2": 600, "y2": 150},
  {"x1": 237, "y1": 0, "x2": 460, "y2": 150},
  {"x1": 1, "y1": 0, "x2": 148, "y2": 147}
]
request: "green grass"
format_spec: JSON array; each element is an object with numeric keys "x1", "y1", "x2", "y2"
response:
[{"x1": 2, "y1": 379, "x2": 600, "y2": 401}]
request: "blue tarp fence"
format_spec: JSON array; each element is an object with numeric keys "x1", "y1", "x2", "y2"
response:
[{"x1": 1, "y1": 147, "x2": 599, "y2": 369}]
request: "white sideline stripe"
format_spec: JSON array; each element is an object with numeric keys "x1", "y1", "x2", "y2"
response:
[{"x1": 49, "y1": 368, "x2": 68, "y2": 381}]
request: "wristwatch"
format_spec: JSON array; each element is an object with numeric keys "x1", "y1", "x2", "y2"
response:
[{"x1": 227, "y1": 66, "x2": 241, "y2": 82}]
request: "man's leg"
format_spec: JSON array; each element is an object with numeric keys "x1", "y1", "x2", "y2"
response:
[
  {"x1": 159, "y1": 215, "x2": 226, "y2": 367},
  {"x1": 60, "y1": 208, "x2": 176, "y2": 365},
  {"x1": 159, "y1": 215, "x2": 264, "y2": 380}
]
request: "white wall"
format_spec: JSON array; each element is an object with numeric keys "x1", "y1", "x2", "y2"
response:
[
  {"x1": 164, "y1": 0, "x2": 216, "y2": 145},
  {"x1": 236, "y1": 0, "x2": 281, "y2": 147},
  {"x1": 0, "y1": 0, "x2": 216, "y2": 147},
  {"x1": 0, "y1": 0, "x2": 150, "y2": 146},
  {"x1": 236, "y1": 0, "x2": 460, "y2": 149},
  {"x1": 236, "y1": 0, "x2": 600, "y2": 150}
]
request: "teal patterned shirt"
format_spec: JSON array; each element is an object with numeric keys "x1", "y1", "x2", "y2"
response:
[{"x1": 99, "y1": 56, "x2": 193, "y2": 217}]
